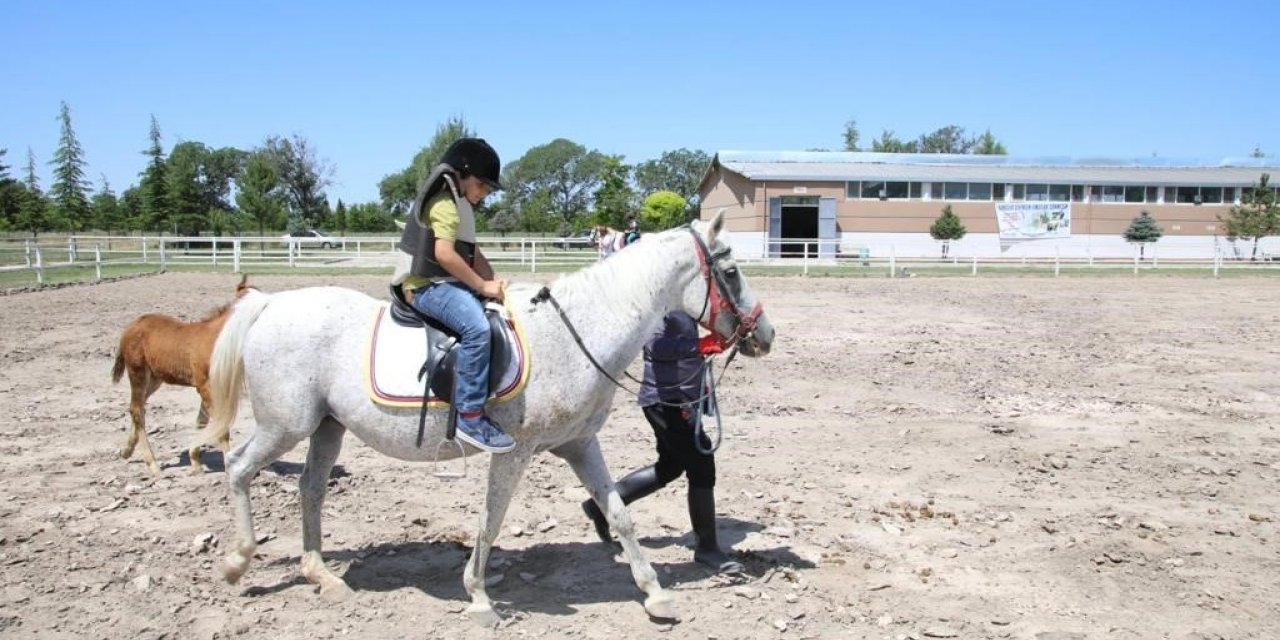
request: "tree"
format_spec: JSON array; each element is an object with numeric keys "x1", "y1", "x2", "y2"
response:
[
  {"x1": 0, "y1": 149, "x2": 21, "y2": 231},
  {"x1": 870, "y1": 130, "x2": 919, "y2": 153},
  {"x1": 501, "y1": 138, "x2": 604, "y2": 231},
  {"x1": 592, "y1": 155, "x2": 634, "y2": 228},
  {"x1": 14, "y1": 148, "x2": 50, "y2": 233},
  {"x1": 332, "y1": 199, "x2": 347, "y2": 235},
  {"x1": 262, "y1": 134, "x2": 333, "y2": 232},
  {"x1": 918, "y1": 125, "x2": 974, "y2": 154},
  {"x1": 138, "y1": 115, "x2": 169, "y2": 231},
  {"x1": 165, "y1": 142, "x2": 244, "y2": 235},
  {"x1": 118, "y1": 185, "x2": 144, "y2": 230},
  {"x1": 973, "y1": 129, "x2": 1008, "y2": 155},
  {"x1": 639, "y1": 191, "x2": 687, "y2": 230},
  {"x1": 49, "y1": 101, "x2": 92, "y2": 232},
  {"x1": 90, "y1": 175, "x2": 123, "y2": 232},
  {"x1": 1219, "y1": 173, "x2": 1280, "y2": 261},
  {"x1": 633, "y1": 148, "x2": 710, "y2": 219},
  {"x1": 1122, "y1": 211, "x2": 1163, "y2": 260},
  {"x1": 842, "y1": 120, "x2": 861, "y2": 151},
  {"x1": 929, "y1": 204, "x2": 967, "y2": 258},
  {"x1": 379, "y1": 116, "x2": 476, "y2": 215},
  {"x1": 235, "y1": 149, "x2": 286, "y2": 238}
]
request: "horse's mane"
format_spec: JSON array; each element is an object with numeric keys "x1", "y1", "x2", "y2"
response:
[
  {"x1": 198, "y1": 275, "x2": 256, "y2": 322},
  {"x1": 552, "y1": 225, "x2": 699, "y2": 323}
]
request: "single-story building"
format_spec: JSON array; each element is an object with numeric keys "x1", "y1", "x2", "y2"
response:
[{"x1": 697, "y1": 151, "x2": 1280, "y2": 259}]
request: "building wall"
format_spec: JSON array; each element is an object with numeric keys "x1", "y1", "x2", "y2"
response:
[{"x1": 699, "y1": 168, "x2": 1237, "y2": 237}]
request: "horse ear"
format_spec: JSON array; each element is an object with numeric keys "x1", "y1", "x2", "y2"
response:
[{"x1": 706, "y1": 208, "x2": 727, "y2": 244}]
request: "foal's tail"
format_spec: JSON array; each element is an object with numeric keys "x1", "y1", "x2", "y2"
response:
[
  {"x1": 111, "y1": 348, "x2": 126, "y2": 384},
  {"x1": 198, "y1": 288, "x2": 273, "y2": 449}
]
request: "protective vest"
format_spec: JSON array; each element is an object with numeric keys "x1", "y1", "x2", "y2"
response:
[{"x1": 398, "y1": 164, "x2": 477, "y2": 279}]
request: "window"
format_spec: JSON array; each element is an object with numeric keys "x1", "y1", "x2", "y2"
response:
[
  {"x1": 850, "y1": 181, "x2": 919, "y2": 199},
  {"x1": 1048, "y1": 184, "x2": 1071, "y2": 201},
  {"x1": 968, "y1": 183, "x2": 992, "y2": 200},
  {"x1": 1200, "y1": 187, "x2": 1223, "y2": 204},
  {"x1": 781, "y1": 195, "x2": 819, "y2": 205},
  {"x1": 1071, "y1": 185, "x2": 1086, "y2": 202},
  {"x1": 1025, "y1": 184, "x2": 1049, "y2": 201},
  {"x1": 884, "y1": 181, "x2": 911, "y2": 199},
  {"x1": 1012, "y1": 184, "x2": 1024, "y2": 200},
  {"x1": 858, "y1": 181, "x2": 885, "y2": 199},
  {"x1": 993, "y1": 184, "x2": 1006, "y2": 201},
  {"x1": 1090, "y1": 185, "x2": 1125, "y2": 203},
  {"x1": 1173, "y1": 186, "x2": 1199, "y2": 204},
  {"x1": 944, "y1": 182, "x2": 968, "y2": 200},
  {"x1": 1124, "y1": 186, "x2": 1146, "y2": 203}
]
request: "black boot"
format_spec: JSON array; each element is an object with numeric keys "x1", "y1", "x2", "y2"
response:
[
  {"x1": 582, "y1": 465, "x2": 666, "y2": 544},
  {"x1": 688, "y1": 487, "x2": 744, "y2": 574}
]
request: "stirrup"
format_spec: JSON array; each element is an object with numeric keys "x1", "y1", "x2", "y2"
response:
[{"x1": 432, "y1": 437, "x2": 467, "y2": 479}]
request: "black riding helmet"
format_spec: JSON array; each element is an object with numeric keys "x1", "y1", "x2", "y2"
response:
[{"x1": 440, "y1": 138, "x2": 503, "y2": 191}]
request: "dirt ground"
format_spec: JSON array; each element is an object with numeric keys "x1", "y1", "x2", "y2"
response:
[{"x1": 1, "y1": 271, "x2": 1278, "y2": 640}]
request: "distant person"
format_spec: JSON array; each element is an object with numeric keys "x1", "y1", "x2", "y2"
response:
[
  {"x1": 582, "y1": 312, "x2": 743, "y2": 573},
  {"x1": 396, "y1": 138, "x2": 514, "y2": 454}
]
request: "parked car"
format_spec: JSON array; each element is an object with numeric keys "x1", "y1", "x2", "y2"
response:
[
  {"x1": 558, "y1": 229, "x2": 595, "y2": 250},
  {"x1": 281, "y1": 229, "x2": 336, "y2": 249}
]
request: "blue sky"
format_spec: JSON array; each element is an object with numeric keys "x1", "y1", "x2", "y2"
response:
[{"x1": 2, "y1": 0, "x2": 1276, "y2": 206}]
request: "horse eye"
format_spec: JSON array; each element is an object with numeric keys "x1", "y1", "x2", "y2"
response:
[{"x1": 724, "y1": 268, "x2": 739, "y2": 278}]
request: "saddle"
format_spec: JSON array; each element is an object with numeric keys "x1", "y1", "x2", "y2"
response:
[{"x1": 385, "y1": 284, "x2": 518, "y2": 403}]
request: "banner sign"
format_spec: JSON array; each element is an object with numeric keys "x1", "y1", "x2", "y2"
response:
[{"x1": 995, "y1": 202, "x2": 1071, "y2": 240}]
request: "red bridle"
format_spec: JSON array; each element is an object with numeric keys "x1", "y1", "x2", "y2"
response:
[{"x1": 690, "y1": 229, "x2": 764, "y2": 349}]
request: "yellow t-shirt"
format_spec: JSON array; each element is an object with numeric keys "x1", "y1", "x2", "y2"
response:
[{"x1": 403, "y1": 193, "x2": 459, "y2": 292}]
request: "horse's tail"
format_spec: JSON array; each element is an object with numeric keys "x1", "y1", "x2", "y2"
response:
[
  {"x1": 110, "y1": 346, "x2": 126, "y2": 384},
  {"x1": 198, "y1": 288, "x2": 272, "y2": 449}
]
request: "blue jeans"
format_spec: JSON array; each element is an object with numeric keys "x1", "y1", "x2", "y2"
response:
[{"x1": 412, "y1": 281, "x2": 491, "y2": 412}]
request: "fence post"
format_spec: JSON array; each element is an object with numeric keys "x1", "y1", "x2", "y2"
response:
[
  {"x1": 1054, "y1": 246, "x2": 1061, "y2": 277},
  {"x1": 69, "y1": 235, "x2": 77, "y2": 263},
  {"x1": 95, "y1": 245, "x2": 102, "y2": 280},
  {"x1": 1132, "y1": 254, "x2": 1139, "y2": 276},
  {"x1": 34, "y1": 247, "x2": 44, "y2": 285},
  {"x1": 233, "y1": 239, "x2": 241, "y2": 273},
  {"x1": 142, "y1": 237, "x2": 148, "y2": 263},
  {"x1": 1152, "y1": 245, "x2": 1158, "y2": 269},
  {"x1": 531, "y1": 240, "x2": 538, "y2": 273},
  {"x1": 889, "y1": 245, "x2": 896, "y2": 278},
  {"x1": 1213, "y1": 248, "x2": 1221, "y2": 278},
  {"x1": 802, "y1": 243, "x2": 810, "y2": 276},
  {"x1": 24, "y1": 239, "x2": 32, "y2": 267},
  {"x1": 971, "y1": 254, "x2": 977, "y2": 276},
  {"x1": 159, "y1": 238, "x2": 167, "y2": 271},
  {"x1": 212, "y1": 238, "x2": 218, "y2": 266},
  {"x1": 288, "y1": 240, "x2": 296, "y2": 267}
]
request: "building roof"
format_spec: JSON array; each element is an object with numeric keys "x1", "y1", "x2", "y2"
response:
[{"x1": 709, "y1": 151, "x2": 1280, "y2": 187}]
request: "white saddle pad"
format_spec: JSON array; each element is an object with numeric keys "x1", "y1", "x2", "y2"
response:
[{"x1": 364, "y1": 303, "x2": 530, "y2": 408}]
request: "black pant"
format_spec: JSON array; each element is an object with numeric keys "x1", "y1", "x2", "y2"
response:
[{"x1": 644, "y1": 404, "x2": 716, "y2": 490}]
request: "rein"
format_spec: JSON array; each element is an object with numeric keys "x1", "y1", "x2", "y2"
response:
[{"x1": 529, "y1": 228, "x2": 759, "y2": 454}]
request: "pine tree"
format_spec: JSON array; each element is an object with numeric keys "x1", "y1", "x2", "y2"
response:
[
  {"x1": 49, "y1": 101, "x2": 92, "y2": 232},
  {"x1": 333, "y1": 199, "x2": 347, "y2": 234},
  {"x1": 138, "y1": 115, "x2": 169, "y2": 231},
  {"x1": 1123, "y1": 211, "x2": 1163, "y2": 260},
  {"x1": 929, "y1": 205, "x2": 967, "y2": 258},
  {"x1": 91, "y1": 175, "x2": 122, "y2": 232},
  {"x1": 15, "y1": 148, "x2": 49, "y2": 233}
]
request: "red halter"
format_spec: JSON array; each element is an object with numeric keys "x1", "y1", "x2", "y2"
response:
[{"x1": 689, "y1": 229, "x2": 764, "y2": 350}]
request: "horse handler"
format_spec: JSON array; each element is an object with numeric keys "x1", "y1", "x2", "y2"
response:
[{"x1": 582, "y1": 311, "x2": 744, "y2": 574}]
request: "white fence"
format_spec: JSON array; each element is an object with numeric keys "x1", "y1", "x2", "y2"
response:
[{"x1": 2, "y1": 234, "x2": 1278, "y2": 288}]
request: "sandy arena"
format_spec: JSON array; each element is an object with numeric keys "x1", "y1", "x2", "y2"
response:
[{"x1": 1, "y1": 271, "x2": 1277, "y2": 640}]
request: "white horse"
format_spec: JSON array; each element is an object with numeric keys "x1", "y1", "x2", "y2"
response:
[{"x1": 201, "y1": 211, "x2": 774, "y2": 625}]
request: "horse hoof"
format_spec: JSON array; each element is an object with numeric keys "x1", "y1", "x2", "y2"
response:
[
  {"x1": 220, "y1": 554, "x2": 248, "y2": 584},
  {"x1": 466, "y1": 604, "x2": 502, "y2": 628},
  {"x1": 189, "y1": 464, "x2": 205, "y2": 476},
  {"x1": 644, "y1": 594, "x2": 680, "y2": 622},
  {"x1": 119, "y1": 448, "x2": 133, "y2": 460},
  {"x1": 320, "y1": 581, "x2": 354, "y2": 603}
]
